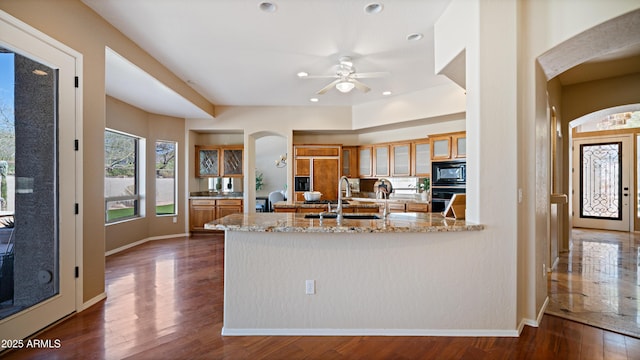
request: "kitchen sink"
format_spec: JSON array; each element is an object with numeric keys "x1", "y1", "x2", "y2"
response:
[{"x1": 304, "y1": 213, "x2": 381, "y2": 220}]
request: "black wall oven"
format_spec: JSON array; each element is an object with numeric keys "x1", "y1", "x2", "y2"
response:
[{"x1": 432, "y1": 160, "x2": 466, "y2": 186}]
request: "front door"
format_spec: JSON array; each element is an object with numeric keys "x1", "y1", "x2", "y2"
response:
[
  {"x1": 0, "y1": 13, "x2": 79, "y2": 340},
  {"x1": 572, "y1": 135, "x2": 632, "y2": 231}
]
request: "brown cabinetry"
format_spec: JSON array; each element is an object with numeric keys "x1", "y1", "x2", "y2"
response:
[
  {"x1": 391, "y1": 143, "x2": 411, "y2": 177},
  {"x1": 373, "y1": 145, "x2": 390, "y2": 177},
  {"x1": 411, "y1": 139, "x2": 431, "y2": 176},
  {"x1": 358, "y1": 146, "x2": 373, "y2": 177},
  {"x1": 189, "y1": 198, "x2": 243, "y2": 231},
  {"x1": 406, "y1": 202, "x2": 430, "y2": 213},
  {"x1": 430, "y1": 132, "x2": 466, "y2": 161},
  {"x1": 195, "y1": 145, "x2": 243, "y2": 177},
  {"x1": 341, "y1": 146, "x2": 359, "y2": 178},
  {"x1": 293, "y1": 145, "x2": 341, "y2": 201}
]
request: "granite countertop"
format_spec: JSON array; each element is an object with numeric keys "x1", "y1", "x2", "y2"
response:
[
  {"x1": 273, "y1": 200, "x2": 381, "y2": 209},
  {"x1": 190, "y1": 191, "x2": 244, "y2": 200},
  {"x1": 206, "y1": 212, "x2": 483, "y2": 233}
]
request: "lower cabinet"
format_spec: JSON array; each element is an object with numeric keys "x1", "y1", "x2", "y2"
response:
[
  {"x1": 190, "y1": 199, "x2": 243, "y2": 231},
  {"x1": 405, "y1": 202, "x2": 430, "y2": 213}
]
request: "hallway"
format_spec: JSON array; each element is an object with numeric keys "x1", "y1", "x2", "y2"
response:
[{"x1": 547, "y1": 228, "x2": 640, "y2": 338}]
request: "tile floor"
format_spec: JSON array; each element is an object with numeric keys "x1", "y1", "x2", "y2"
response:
[{"x1": 547, "y1": 228, "x2": 640, "y2": 338}]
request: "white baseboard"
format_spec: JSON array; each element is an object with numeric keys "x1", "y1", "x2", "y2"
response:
[
  {"x1": 518, "y1": 296, "x2": 549, "y2": 332},
  {"x1": 105, "y1": 233, "x2": 190, "y2": 256},
  {"x1": 79, "y1": 292, "x2": 106, "y2": 311},
  {"x1": 222, "y1": 327, "x2": 520, "y2": 337}
]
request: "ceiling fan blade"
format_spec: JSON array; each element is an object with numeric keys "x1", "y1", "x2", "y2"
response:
[
  {"x1": 304, "y1": 74, "x2": 339, "y2": 79},
  {"x1": 351, "y1": 79, "x2": 371, "y2": 93},
  {"x1": 351, "y1": 72, "x2": 390, "y2": 79},
  {"x1": 316, "y1": 79, "x2": 341, "y2": 94}
]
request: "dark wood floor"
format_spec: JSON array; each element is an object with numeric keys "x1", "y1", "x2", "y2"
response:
[{"x1": 3, "y1": 232, "x2": 640, "y2": 359}]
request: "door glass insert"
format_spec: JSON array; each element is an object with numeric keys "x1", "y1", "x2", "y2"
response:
[
  {"x1": 580, "y1": 142, "x2": 622, "y2": 220},
  {"x1": 0, "y1": 47, "x2": 59, "y2": 319}
]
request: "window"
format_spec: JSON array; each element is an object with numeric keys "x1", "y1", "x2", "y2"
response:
[
  {"x1": 155, "y1": 140, "x2": 177, "y2": 216},
  {"x1": 104, "y1": 129, "x2": 145, "y2": 223}
]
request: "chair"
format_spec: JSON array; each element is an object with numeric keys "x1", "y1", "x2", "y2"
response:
[{"x1": 268, "y1": 191, "x2": 285, "y2": 212}]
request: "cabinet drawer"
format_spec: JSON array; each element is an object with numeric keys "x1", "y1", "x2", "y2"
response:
[
  {"x1": 217, "y1": 199, "x2": 243, "y2": 206},
  {"x1": 406, "y1": 203, "x2": 430, "y2": 212},
  {"x1": 191, "y1": 199, "x2": 216, "y2": 206}
]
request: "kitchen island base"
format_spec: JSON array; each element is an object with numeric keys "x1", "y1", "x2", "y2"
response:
[{"x1": 214, "y1": 215, "x2": 518, "y2": 337}]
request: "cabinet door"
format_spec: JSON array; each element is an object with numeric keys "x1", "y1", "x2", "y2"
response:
[
  {"x1": 358, "y1": 146, "x2": 372, "y2": 177},
  {"x1": 391, "y1": 143, "x2": 411, "y2": 176},
  {"x1": 190, "y1": 202, "x2": 216, "y2": 230},
  {"x1": 312, "y1": 158, "x2": 339, "y2": 201},
  {"x1": 196, "y1": 146, "x2": 220, "y2": 177},
  {"x1": 412, "y1": 141, "x2": 431, "y2": 176},
  {"x1": 373, "y1": 145, "x2": 390, "y2": 177},
  {"x1": 295, "y1": 158, "x2": 310, "y2": 176},
  {"x1": 342, "y1": 146, "x2": 359, "y2": 178},
  {"x1": 453, "y1": 134, "x2": 466, "y2": 158},
  {"x1": 431, "y1": 136, "x2": 451, "y2": 160},
  {"x1": 222, "y1": 148, "x2": 243, "y2": 176}
]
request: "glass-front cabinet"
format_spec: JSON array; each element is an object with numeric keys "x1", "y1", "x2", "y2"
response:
[
  {"x1": 391, "y1": 143, "x2": 411, "y2": 176},
  {"x1": 222, "y1": 147, "x2": 243, "y2": 176},
  {"x1": 412, "y1": 140, "x2": 431, "y2": 176},
  {"x1": 358, "y1": 146, "x2": 372, "y2": 177},
  {"x1": 196, "y1": 145, "x2": 220, "y2": 177},
  {"x1": 196, "y1": 145, "x2": 243, "y2": 177},
  {"x1": 373, "y1": 145, "x2": 390, "y2": 177}
]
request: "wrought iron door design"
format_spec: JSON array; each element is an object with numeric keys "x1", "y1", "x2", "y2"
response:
[{"x1": 579, "y1": 142, "x2": 622, "y2": 220}]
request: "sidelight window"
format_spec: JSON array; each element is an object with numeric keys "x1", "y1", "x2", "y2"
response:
[{"x1": 155, "y1": 140, "x2": 177, "y2": 216}]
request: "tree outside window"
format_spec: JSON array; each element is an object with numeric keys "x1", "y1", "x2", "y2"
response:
[{"x1": 156, "y1": 140, "x2": 176, "y2": 216}]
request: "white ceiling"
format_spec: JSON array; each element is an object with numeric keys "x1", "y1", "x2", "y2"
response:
[{"x1": 83, "y1": 0, "x2": 454, "y2": 112}]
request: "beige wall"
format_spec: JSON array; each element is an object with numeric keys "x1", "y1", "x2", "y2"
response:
[
  {"x1": 563, "y1": 73, "x2": 640, "y2": 122},
  {"x1": 0, "y1": 0, "x2": 212, "y2": 303},
  {"x1": 105, "y1": 96, "x2": 187, "y2": 252}
]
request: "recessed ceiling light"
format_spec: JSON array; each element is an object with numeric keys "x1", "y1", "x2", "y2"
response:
[
  {"x1": 310, "y1": 98, "x2": 319, "y2": 102},
  {"x1": 297, "y1": 71, "x2": 308, "y2": 78},
  {"x1": 364, "y1": 3, "x2": 383, "y2": 14},
  {"x1": 258, "y1": 2, "x2": 277, "y2": 13},
  {"x1": 382, "y1": 91, "x2": 392, "y2": 96},
  {"x1": 407, "y1": 33, "x2": 424, "y2": 41}
]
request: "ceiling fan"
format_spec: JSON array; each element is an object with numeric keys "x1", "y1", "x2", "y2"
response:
[{"x1": 299, "y1": 56, "x2": 388, "y2": 95}]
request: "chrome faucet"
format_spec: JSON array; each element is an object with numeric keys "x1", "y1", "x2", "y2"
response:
[{"x1": 336, "y1": 176, "x2": 352, "y2": 220}]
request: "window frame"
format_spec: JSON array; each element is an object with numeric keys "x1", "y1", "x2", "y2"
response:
[
  {"x1": 104, "y1": 128, "x2": 146, "y2": 224},
  {"x1": 155, "y1": 139, "x2": 177, "y2": 217}
]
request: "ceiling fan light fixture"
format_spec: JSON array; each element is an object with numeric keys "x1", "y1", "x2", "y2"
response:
[{"x1": 336, "y1": 81, "x2": 355, "y2": 93}]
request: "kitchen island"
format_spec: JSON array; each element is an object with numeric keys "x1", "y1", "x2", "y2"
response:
[{"x1": 206, "y1": 213, "x2": 497, "y2": 337}]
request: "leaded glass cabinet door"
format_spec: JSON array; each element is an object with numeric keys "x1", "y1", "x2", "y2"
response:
[{"x1": 572, "y1": 136, "x2": 632, "y2": 232}]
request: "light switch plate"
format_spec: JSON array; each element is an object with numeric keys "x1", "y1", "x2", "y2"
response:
[{"x1": 305, "y1": 280, "x2": 315, "y2": 295}]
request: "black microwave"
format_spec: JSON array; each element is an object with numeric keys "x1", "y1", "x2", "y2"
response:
[{"x1": 432, "y1": 161, "x2": 466, "y2": 186}]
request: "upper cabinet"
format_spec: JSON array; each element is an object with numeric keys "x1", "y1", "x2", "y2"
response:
[
  {"x1": 358, "y1": 146, "x2": 373, "y2": 178},
  {"x1": 411, "y1": 139, "x2": 431, "y2": 176},
  {"x1": 390, "y1": 143, "x2": 411, "y2": 177},
  {"x1": 196, "y1": 145, "x2": 220, "y2": 177},
  {"x1": 430, "y1": 132, "x2": 466, "y2": 161},
  {"x1": 453, "y1": 133, "x2": 466, "y2": 158},
  {"x1": 195, "y1": 145, "x2": 243, "y2": 177},
  {"x1": 341, "y1": 146, "x2": 359, "y2": 178},
  {"x1": 373, "y1": 145, "x2": 390, "y2": 177},
  {"x1": 222, "y1": 147, "x2": 243, "y2": 176}
]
